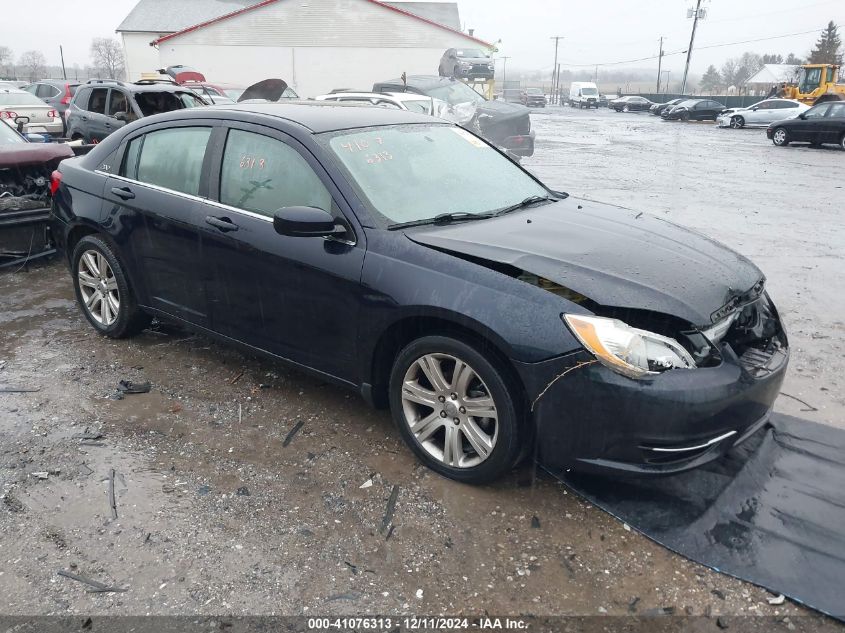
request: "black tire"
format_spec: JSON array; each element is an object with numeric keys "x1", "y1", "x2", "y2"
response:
[
  {"x1": 680, "y1": 112, "x2": 690, "y2": 122},
  {"x1": 772, "y1": 127, "x2": 790, "y2": 146},
  {"x1": 389, "y1": 335, "x2": 524, "y2": 484},
  {"x1": 71, "y1": 234, "x2": 151, "y2": 338},
  {"x1": 840, "y1": 133, "x2": 845, "y2": 151}
]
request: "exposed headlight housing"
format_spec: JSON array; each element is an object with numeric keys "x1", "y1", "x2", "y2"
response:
[{"x1": 564, "y1": 314, "x2": 697, "y2": 379}]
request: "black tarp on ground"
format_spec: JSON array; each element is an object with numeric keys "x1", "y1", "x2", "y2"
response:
[{"x1": 549, "y1": 414, "x2": 845, "y2": 622}]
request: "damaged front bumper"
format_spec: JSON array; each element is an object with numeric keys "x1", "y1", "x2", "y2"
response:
[{"x1": 515, "y1": 297, "x2": 790, "y2": 475}]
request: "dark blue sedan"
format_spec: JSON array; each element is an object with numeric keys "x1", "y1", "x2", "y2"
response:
[{"x1": 49, "y1": 103, "x2": 789, "y2": 483}]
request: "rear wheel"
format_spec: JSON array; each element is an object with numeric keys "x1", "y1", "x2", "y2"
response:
[
  {"x1": 772, "y1": 127, "x2": 790, "y2": 146},
  {"x1": 71, "y1": 235, "x2": 151, "y2": 338},
  {"x1": 730, "y1": 115, "x2": 745, "y2": 129},
  {"x1": 389, "y1": 336, "x2": 523, "y2": 484}
]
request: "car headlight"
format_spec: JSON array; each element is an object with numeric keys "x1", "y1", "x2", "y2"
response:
[
  {"x1": 459, "y1": 61, "x2": 472, "y2": 68},
  {"x1": 563, "y1": 314, "x2": 696, "y2": 379}
]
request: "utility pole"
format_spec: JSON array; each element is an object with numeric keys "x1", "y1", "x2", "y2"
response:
[
  {"x1": 681, "y1": 0, "x2": 703, "y2": 95},
  {"x1": 550, "y1": 36, "x2": 564, "y2": 104},
  {"x1": 656, "y1": 37, "x2": 664, "y2": 93},
  {"x1": 499, "y1": 56, "x2": 511, "y2": 88},
  {"x1": 59, "y1": 45, "x2": 67, "y2": 80}
]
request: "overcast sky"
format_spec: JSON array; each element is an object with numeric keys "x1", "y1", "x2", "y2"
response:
[{"x1": 4, "y1": 0, "x2": 843, "y2": 75}]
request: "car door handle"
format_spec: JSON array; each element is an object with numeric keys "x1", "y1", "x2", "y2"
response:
[
  {"x1": 205, "y1": 216, "x2": 239, "y2": 232},
  {"x1": 110, "y1": 186, "x2": 135, "y2": 200}
]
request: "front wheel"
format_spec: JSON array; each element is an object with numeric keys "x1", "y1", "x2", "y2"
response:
[
  {"x1": 72, "y1": 235, "x2": 151, "y2": 338},
  {"x1": 622, "y1": 105, "x2": 630, "y2": 113},
  {"x1": 772, "y1": 127, "x2": 790, "y2": 146},
  {"x1": 730, "y1": 116, "x2": 745, "y2": 129},
  {"x1": 389, "y1": 336, "x2": 523, "y2": 484},
  {"x1": 680, "y1": 112, "x2": 690, "y2": 122},
  {"x1": 840, "y1": 133, "x2": 845, "y2": 151}
]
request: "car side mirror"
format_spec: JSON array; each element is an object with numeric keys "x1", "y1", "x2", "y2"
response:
[
  {"x1": 114, "y1": 111, "x2": 128, "y2": 121},
  {"x1": 798, "y1": 113, "x2": 807, "y2": 120},
  {"x1": 273, "y1": 206, "x2": 344, "y2": 238}
]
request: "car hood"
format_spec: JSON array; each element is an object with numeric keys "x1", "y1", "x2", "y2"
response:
[
  {"x1": 406, "y1": 199, "x2": 763, "y2": 327},
  {"x1": 0, "y1": 142, "x2": 74, "y2": 169},
  {"x1": 458, "y1": 56, "x2": 492, "y2": 64},
  {"x1": 476, "y1": 99, "x2": 530, "y2": 119}
]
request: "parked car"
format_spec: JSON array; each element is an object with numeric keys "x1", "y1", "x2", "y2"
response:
[
  {"x1": 568, "y1": 82, "x2": 600, "y2": 108},
  {"x1": 609, "y1": 96, "x2": 655, "y2": 112},
  {"x1": 51, "y1": 102, "x2": 788, "y2": 483},
  {"x1": 501, "y1": 89, "x2": 523, "y2": 104},
  {"x1": 520, "y1": 88, "x2": 546, "y2": 108},
  {"x1": 0, "y1": 88, "x2": 63, "y2": 137},
  {"x1": 65, "y1": 79, "x2": 208, "y2": 143},
  {"x1": 767, "y1": 101, "x2": 845, "y2": 149},
  {"x1": 661, "y1": 98, "x2": 727, "y2": 121},
  {"x1": 438, "y1": 48, "x2": 495, "y2": 80},
  {"x1": 650, "y1": 98, "x2": 688, "y2": 116},
  {"x1": 0, "y1": 120, "x2": 75, "y2": 266},
  {"x1": 22, "y1": 80, "x2": 81, "y2": 129},
  {"x1": 315, "y1": 91, "x2": 440, "y2": 115},
  {"x1": 598, "y1": 94, "x2": 609, "y2": 107},
  {"x1": 373, "y1": 76, "x2": 534, "y2": 157},
  {"x1": 181, "y1": 81, "x2": 299, "y2": 103},
  {"x1": 717, "y1": 99, "x2": 810, "y2": 129}
]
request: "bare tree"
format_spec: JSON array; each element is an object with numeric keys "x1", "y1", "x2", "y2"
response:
[
  {"x1": 90, "y1": 37, "x2": 125, "y2": 80},
  {"x1": 0, "y1": 46, "x2": 13, "y2": 78},
  {"x1": 19, "y1": 50, "x2": 46, "y2": 82}
]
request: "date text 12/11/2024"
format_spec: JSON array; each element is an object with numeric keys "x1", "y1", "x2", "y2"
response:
[{"x1": 306, "y1": 617, "x2": 529, "y2": 630}]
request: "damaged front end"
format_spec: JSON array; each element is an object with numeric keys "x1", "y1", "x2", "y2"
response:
[
  {"x1": 0, "y1": 143, "x2": 74, "y2": 268},
  {"x1": 513, "y1": 272, "x2": 789, "y2": 475}
]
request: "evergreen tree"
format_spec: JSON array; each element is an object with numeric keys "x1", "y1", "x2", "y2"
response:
[
  {"x1": 700, "y1": 65, "x2": 722, "y2": 93},
  {"x1": 785, "y1": 53, "x2": 804, "y2": 65},
  {"x1": 761, "y1": 53, "x2": 783, "y2": 64},
  {"x1": 808, "y1": 21, "x2": 842, "y2": 65}
]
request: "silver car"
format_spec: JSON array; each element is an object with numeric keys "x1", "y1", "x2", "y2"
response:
[
  {"x1": 717, "y1": 98, "x2": 809, "y2": 129},
  {"x1": 0, "y1": 88, "x2": 63, "y2": 136}
]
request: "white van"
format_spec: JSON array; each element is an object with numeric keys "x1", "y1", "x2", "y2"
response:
[{"x1": 569, "y1": 82, "x2": 600, "y2": 108}]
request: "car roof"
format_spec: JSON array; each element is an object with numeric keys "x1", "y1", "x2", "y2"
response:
[
  {"x1": 31, "y1": 79, "x2": 79, "y2": 86},
  {"x1": 378, "y1": 76, "x2": 458, "y2": 89},
  {"x1": 81, "y1": 81, "x2": 197, "y2": 94},
  {"x1": 1, "y1": 88, "x2": 29, "y2": 95},
  {"x1": 322, "y1": 92, "x2": 430, "y2": 102},
  {"x1": 203, "y1": 101, "x2": 435, "y2": 133}
]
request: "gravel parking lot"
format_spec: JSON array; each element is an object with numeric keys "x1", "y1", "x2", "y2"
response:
[{"x1": 0, "y1": 106, "x2": 842, "y2": 626}]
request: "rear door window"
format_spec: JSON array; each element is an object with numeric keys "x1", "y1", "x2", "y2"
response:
[
  {"x1": 219, "y1": 129, "x2": 332, "y2": 217},
  {"x1": 827, "y1": 103, "x2": 845, "y2": 118},
  {"x1": 108, "y1": 90, "x2": 129, "y2": 115},
  {"x1": 133, "y1": 127, "x2": 212, "y2": 196},
  {"x1": 88, "y1": 88, "x2": 108, "y2": 114},
  {"x1": 36, "y1": 84, "x2": 58, "y2": 98}
]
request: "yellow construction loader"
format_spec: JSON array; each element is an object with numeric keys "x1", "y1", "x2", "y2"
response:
[{"x1": 782, "y1": 64, "x2": 845, "y2": 104}]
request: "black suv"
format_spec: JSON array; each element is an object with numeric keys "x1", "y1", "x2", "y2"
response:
[{"x1": 65, "y1": 79, "x2": 208, "y2": 143}]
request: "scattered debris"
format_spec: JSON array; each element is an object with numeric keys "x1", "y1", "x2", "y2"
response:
[
  {"x1": 236, "y1": 486, "x2": 250, "y2": 496},
  {"x1": 385, "y1": 524, "x2": 396, "y2": 541},
  {"x1": 711, "y1": 589, "x2": 726, "y2": 600},
  {"x1": 360, "y1": 478, "x2": 374, "y2": 489},
  {"x1": 116, "y1": 380, "x2": 151, "y2": 395},
  {"x1": 1, "y1": 491, "x2": 24, "y2": 513},
  {"x1": 57, "y1": 569, "x2": 128, "y2": 593},
  {"x1": 0, "y1": 386, "x2": 41, "y2": 393},
  {"x1": 170, "y1": 402, "x2": 183, "y2": 414},
  {"x1": 380, "y1": 485, "x2": 400, "y2": 534},
  {"x1": 230, "y1": 370, "x2": 244, "y2": 385},
  {"x1": 644, "y1": 606, "x2": 675, "y2": 616},
  {"x1": 531, "y1": 515, "x2": 541, "y2": 529},
  {"x1": 282, "y1": 420, "x2": 304, "y2": 447},
  {"x1": 30, "y1": 472, "x2": 50, "y2": 480},
  {"x1": 415, "y1": 588, "x2": 423, "y2": 600},
  {"x1": 779, "y1": 392, "x2": 818, "y2": 412},
  {"x1": 767, "y1": 594, "x2": 786, "y2": 605},
  {"x1": 344, "y1": 561, "x2": 359, "y2": 575},
  {"x1": 623, "y1": 523, "x2": 631, "y2": 532},
  {"x1": 628, "y1": 596, "x2": 640, "y2": 613},
  {"x1": 107, "y1": 469, "x2": 118, "y2": 520},
  {"x1": 72, "y1": 432, "x2": 104, "y2": 441},
  {"x1": 197, "y1": 485, "x2": 212, "y2": 496},
  {"x1": 716, "y1": 616, "x2": 729, "y2": 629}
]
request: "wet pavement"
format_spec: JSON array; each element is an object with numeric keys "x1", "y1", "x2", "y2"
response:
[{"x1": 0, "y1": 106, "x2": 842, "y2": 625}]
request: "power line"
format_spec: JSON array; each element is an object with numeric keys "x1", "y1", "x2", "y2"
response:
[{"x1": 557, "y1": 28, "x2": 822, "y2": 68}]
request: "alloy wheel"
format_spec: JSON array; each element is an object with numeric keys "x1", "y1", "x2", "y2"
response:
[
  {"x1": 773, "y1": 128, "x2": 788, "y2": 146},
  {"x1": 400, "y1": 353, "x2": 498, "y2": 469},
  {"x1": 623, "y1": 105, "x2": 630, "y2": 113},
  {"x1": 77, "y1": 249, "x2": 120, "y2": 327},
  {"x1": 730, "y1": 116, "x2": 744, "y2": 129}
]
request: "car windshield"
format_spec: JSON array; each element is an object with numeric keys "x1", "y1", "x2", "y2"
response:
[
  {"x1": 456, "y1": 49, "x2": 486, "y2": 58},
  {"x1": 677, "y1": 99, "x2": 698, "y2": 108},
  {"x1": 223, "y1": 88, "x2": 244, "y2": 100},
  {"x1": 424, "y1": 82, "x2": 485, "y2": 105},
  {"x1": 0, "y1": 120, "x2": 26, "y2": 144},
  {"x1": 580, "y1": 87, "x2": 598, "y2": 96},
  {"x1": 281, "y1": 87, "x2": 299, "y2": 99},
  {"x1": 527, "y1": 88, "x2": 543, "y2": 95},
  {"x1": 135, "y1": 90, "x2": 204, "y2": 116},
  {"x1": 0, "y1": 92, "x2": 45, "y2": 105},
  {"x1": 321, "y1": 124, "x2": 549, "y2": 227}
]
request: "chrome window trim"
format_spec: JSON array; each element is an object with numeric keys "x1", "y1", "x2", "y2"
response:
[{"x1": 95, "y1": 173, "x2": 358, "y2": 246}]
